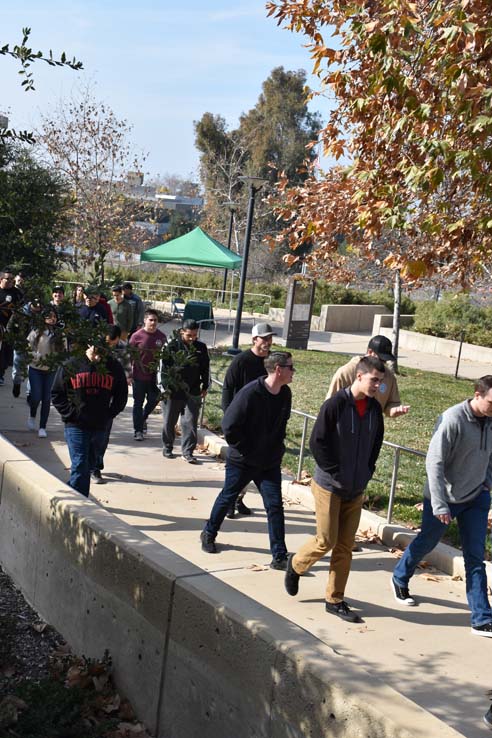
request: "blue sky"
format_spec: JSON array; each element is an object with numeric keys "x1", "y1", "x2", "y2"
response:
[{"x1": 3, "y1": 1, "x2": 332, "y2": 181}]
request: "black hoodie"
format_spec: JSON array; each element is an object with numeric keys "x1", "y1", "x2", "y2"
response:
[
  {"x1": 222, "y1": 377, "x2": 291, "y2": 469},
  {"x1": 310, "y1": 388, "x2": 384, "y2": 499},
  {"x1": 51, "y1": 355, "x2": 128, "y2": 431}
]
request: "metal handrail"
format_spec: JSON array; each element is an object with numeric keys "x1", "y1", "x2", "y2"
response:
[
  {"x1": 202, "y1": 376, "x2": 426, "y2": 524},
  {"x1": 58, "y1": 280, "x2": 272, "y2": 312}
]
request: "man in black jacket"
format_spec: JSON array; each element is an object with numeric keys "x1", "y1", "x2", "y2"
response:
[
  {"x1": 284, "y1": 355, "x2": 385, "y2": 622},
  {"x1": 201, "y1": 351, "x2": 294, "y2": 570},
  {"x1": 51, "y1": 343, "x2": 128, "y2": 497},
  {"x1": 160, "y1": 319, "x2": 210, "y2": 463},
  {"x1": 221, "y1": 321, "x2": 276, "y2": 518}
]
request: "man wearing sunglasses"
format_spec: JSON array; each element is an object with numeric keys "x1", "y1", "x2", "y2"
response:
[{"x1": 201, "y1": 351, "x2": 294, "y2": 570}]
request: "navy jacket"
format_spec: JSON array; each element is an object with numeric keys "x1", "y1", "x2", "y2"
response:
[{"x1": 310, "y1": 388, "x2": 384, "y2": 499}]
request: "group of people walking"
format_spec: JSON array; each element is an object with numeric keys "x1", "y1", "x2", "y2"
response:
[
  {"x1": 200, "y1": 326, "x2": 492, "y2": 648},
  {"x1": 2, "y1": 270, "x2": 492, "y2": 645}
]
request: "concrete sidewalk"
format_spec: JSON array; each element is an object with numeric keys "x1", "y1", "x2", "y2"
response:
[{"x1": 0, "y1": 365, "x2": 490, "y2": 738}]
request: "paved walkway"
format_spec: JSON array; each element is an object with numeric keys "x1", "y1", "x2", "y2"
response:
[{"x1": 1, "y1": 316, "x2": 491, "y2": 737}]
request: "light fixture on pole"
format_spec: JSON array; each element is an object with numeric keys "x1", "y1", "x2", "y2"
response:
[
  {"x1": 220, "y1": 201, "x2": 237, "y2": 303},
  {"x1": 228, "y1": 176, "x2": 268, "y2": 354}
]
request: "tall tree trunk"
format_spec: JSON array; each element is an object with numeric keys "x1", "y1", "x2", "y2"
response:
[{"x1": 391, "y1": 269, "x2": 401, "y2": 374}]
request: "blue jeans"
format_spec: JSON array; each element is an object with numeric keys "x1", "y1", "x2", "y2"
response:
[
  {"x1": 132, "y1": 379, "x2": 160, "y2": 433},
  {"x1": 64, "y1": 426, "x2": 108, "y2": 497},
  {"x1": 205, "y1": 462, "x2": 287, "y2": 559},
  {"x1": 393, "y1": 490, "x2": 492, "y2": 626},
  {"x1": 90, "y1": 419, "x2": 113, "y2": 472},
  {"x1": 28, "y1": 368, "x2": 55, "y2": 429}
]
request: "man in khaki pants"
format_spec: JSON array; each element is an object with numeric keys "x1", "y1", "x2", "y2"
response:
[{"x1": 284, "y1": 355, "x2": 385, "y2": 622}]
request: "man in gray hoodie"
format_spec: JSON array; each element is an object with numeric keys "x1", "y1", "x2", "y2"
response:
[{"x1": 392, "y1": 376, "x2": 492, "y2": 637}]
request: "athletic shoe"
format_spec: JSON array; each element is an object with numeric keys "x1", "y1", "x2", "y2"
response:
[
  {"x1": 38, "y1": 428, "x2": 47, "y2": 438},
  {"x1": 226, "y1": 506, "x2": 235, "y2": 519},
  {"x1": 484, "y1": 706, "x2": 492, "y2": 729},
  {"x1": 200, "y1": 530, "x2": 217, "y2": 553},
  {"x1": 325, "y1": 600, "x2": 362, "y2": 623},
  {"x1": 12, "y1": 383, "x2": 20, "y2": 398},
  {"x1": 27, "y1": 417, "x2": 36, "y2": 431},
  {"x1": 236, "y1": 500, "x2": 252, "y2": 516},
  {"x1": 471, "y1": 622, "x2": 492, "y2": 638},
  {"x1": 134, "y1": 431, "x2": 144, "y2": 441},
  {"x1": 391, "y1": 577, "x2": 416, "y2": 606},
  {"x1": 270, "y1": 556, "x2": 288, "y2": 571},
  {"x1": 91, "y1": 470, "x2": 106, "y2": 485},
  {"x1": 163, "y1": 448, "x2": 175, "y2": 459},
  {"x1": 183, "y1": 454, "x2": 199, "y2": 464},
  {"x1": 284, "y1": 554, "x2": 300, "y2": 596}
]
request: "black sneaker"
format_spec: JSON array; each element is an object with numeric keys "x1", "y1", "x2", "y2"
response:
[
  {"x1": 325, "y1": 600, "x2": 362, "y2": 623},
  {"x1": 91, "y1": 471, "x2": 106, "y2": 485},
  {"x1": 236, "y1": 500, "x2": 252, "y2": 516},
  {"x1": 484, "y1": 705, "x2": 492, "y2": 729},
  {"x1": 12, "y1": 383, "x2": 20, "y2": 398},
  {"x1": 391, "y1": 577, "x2": 416, "y2": 606},
  {"x1": 183, "y1": 454, "x2": 199, "y2": 464},
  {"x1": 471, "y1": 622, "x2": 492, "y2": 638},
  {"x1": 270, "y1": 556, "x2": 288, "y2": 571},
  {"x1": 284, "y1": 553, "x2": 300, "y2": 596},
  {"x1": 200, "y1": 530, "x2": 217, "y2": 554},
  {"x1": 226, "y1": 506, "x2": 235, "y2": 519},
  {"x1": 163, "y1": 448, "x2": 175, "y2": 459}
]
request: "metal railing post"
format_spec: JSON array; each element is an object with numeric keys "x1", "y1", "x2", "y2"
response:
[
  {"x1": 387, "y1": 447, "x2": 401, "y2": 523},
  {"x1": 297, "y1": 415, "x2": 310, "y2": 481}
]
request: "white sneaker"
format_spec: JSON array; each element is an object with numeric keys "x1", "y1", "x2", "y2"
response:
[
  {"x1": 38, "y1": 428, "x2": 47, "y2": 438},
  {"x1": 27, "y1": 417, "x2": 36, "y2": 431}
]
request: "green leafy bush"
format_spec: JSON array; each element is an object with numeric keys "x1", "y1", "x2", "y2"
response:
[{"x1": 413, "y1": 295, "x2": 492, "y2": 347}]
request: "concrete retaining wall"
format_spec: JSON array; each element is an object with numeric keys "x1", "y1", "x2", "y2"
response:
[
  {"x1": 375, "y1": 326, "x2": 492, "y2": 364},
  {"x1": 372, "y1": 314, "x2": 414, "y2": 332},
  {"x1": 269, "y1": 305, "x2": 387, "y2": 332},
  {"x1": 0, "y1": 435, "x2": 463, "y2": 738}
]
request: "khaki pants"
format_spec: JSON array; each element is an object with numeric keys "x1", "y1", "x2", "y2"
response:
[{"x1": 293, "y1": 480, "x2": 363, "y2": 603}]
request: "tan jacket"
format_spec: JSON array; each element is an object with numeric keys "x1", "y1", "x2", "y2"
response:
[{"x1": 326, "y1": 355, "x2": 401, "y2": 416}]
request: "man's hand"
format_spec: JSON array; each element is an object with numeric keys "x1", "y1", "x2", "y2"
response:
[
  {"x1": 201, "y1": 389, "x2": 208, "y2": 398},
  {"x1": 389, "y1": 405, "x2": 410, "y2": 418},
  {"x1": 435, "y1": 512, "x2": 451, "y2": 525}
]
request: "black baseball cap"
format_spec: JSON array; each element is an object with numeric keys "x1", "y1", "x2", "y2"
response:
[
  {"x1": 52, "y1": 285, "x2": 65, "y2": 293},
  {"x1": 368, "y1": 335, "x2": 395, "y2": 362}
]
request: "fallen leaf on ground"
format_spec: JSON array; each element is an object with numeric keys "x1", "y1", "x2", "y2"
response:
[
  {"x1": 451, "y1": 575, "x2": 463, "y2": 581},
  {"x1": 422, "y1": 574, "x2": 440, "y2": 582},
  {"x1": 187, "y1": 496, "x2": 198, "y2": 501},
  {"x1": 414, "y1": 502, "x2": 424, "y2": 511},
  {"x1": 357, "y1": 529, "x2": 382, "y2": 545},
  {"x1": 417, "y1": 560, "x2": 432, "y2": 569},
  {"x1": 248, "y1": 564, "x2": 269, "y2": 572},
  {"x1": 32, "y1": 622, "x2": 47, "y2": 633},
  {"x1": 389, "y1": 548, "x2": 404, "y2": 558}
]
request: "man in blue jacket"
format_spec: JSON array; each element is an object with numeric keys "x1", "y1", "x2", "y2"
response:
[
  {"x1": 392, "y1": 375, "x2": 492, "y2": 637},
  {"x1": 200, "y1": 351, "x2": 294, "y2": 570},
  {"x1": 285, "y1": 355, "x2": 385, "y2": 622}
]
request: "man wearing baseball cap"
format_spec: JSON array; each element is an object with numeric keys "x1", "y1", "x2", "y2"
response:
[
  {"x1": 221, "y1": 322, "x2": 277, "y2": 517},
  {"x1": 326, "y1": 335, "x2": 409, "y2": 418}
]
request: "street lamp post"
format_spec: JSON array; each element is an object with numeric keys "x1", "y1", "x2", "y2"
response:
[
  {"x1": 220, "y1": 201, "x2": 237, "y2": 303},
  {"x1": 228, "y1": 176, "x2": 268, "y2": 354}
]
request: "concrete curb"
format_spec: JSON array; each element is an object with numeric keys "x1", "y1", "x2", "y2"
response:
[{"x1": 197, "y1": 428, "x2": 492, "y2": 582}]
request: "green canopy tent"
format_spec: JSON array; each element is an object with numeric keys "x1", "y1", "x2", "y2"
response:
[{"x1": 140, "y1": 226, "x2": 242, "y2": 269}]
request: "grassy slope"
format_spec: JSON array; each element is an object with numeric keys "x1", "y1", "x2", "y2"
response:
[{"x1": 205, "y1": 344, "x2": 476, "y2": 548}]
